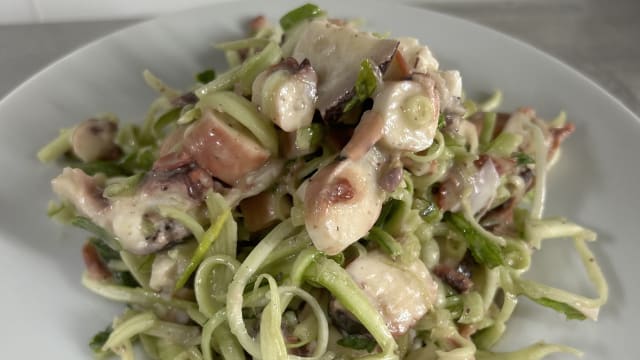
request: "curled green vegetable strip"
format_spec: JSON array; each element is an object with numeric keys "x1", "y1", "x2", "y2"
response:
[
  {"x1": 196, "y1": 41, "x2": 282, "y2": 97},
  {"x1": 175, "y1": 209, "x2": 231, "y2": 290},
  {"x1": 304, "y1": 256, "x2": 398, "y2": 358},
  {"x1": 445, "y1": 212, "x2": 504, "y2": 268},
  {"x1": 198, "y1": 91, "x2": 279, "y2": 154},
  {"x1": 37, "y1": 128, "x2": 72, "y2": 163}
]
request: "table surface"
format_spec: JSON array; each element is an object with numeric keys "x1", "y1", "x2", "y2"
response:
[{"x1": 1, "y1": 0, "x2": 638, "y2": 116}]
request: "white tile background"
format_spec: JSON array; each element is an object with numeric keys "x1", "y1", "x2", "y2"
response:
[
  {"x1": 0, "y1": 0, "x2": 38, "y2": 24},
  {"x1": 0, "y1": 0, "x2": 563, "y2": 24}
]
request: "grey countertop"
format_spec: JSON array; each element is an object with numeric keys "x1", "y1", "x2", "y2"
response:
[{"x1": 1, "y1": 0, "x2": 638, "y2": 116}]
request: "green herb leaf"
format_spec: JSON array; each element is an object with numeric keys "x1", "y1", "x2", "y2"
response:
[
  {"x1": 279, "y1": 3, "x2": 325, "y2": 31},
  {"x1": 445, "y1": 212, "x2": 504, "y2": 268},
  {"x1": 112, "y1": 271, "x2": 139, "y2": 287},
  {"x1": 119, "y1": 146, "x2": 155, "y2": 173},
  {"x1": 72, "y1": 217, "x2": 121, "y2": 251},
  {"x1": 343, "y1": 59, "x2": 378, "y2": 113},
  {"x1": 89, "y1": 326, "x2": 112, "y2": 354},
  {"x1": 513, "y1": 151, "x2": 535, "y2": 166},
  {"x1": 136, "y1": 147, "x2": 155, "y2": 171},
  {"x1": 337, "y1": 334, "x2": 377, "y2": 353},
  {"x1": 196, "y1": 69, "x2": 216, "y2": 84},
  {"x1": 88, "y1": 237, "x2": 120, "y2": 263},
  {"x1": 153, "y1": 107, "x2": 181, "y2": 135},
  {"x1": 532, "y1": 297, "x2": 587, "y2": 320},
  {"x1": 72, "y1": 160, "x2": 129, "y2": 177},
  {"x1": 416, "y1": 199, "x2": 440, "y2": 223},
  {"x1": 115, "y1": 123, "x2": 142, "y2": 152},
  {"x1": 444, "y1": 295, "x2": 464, "y2": 318},
  {"x1": 295, "y1": 123, "x2": 324, "y2": 151},
  {"x1": 437, "y1": 113, "x2": 446, "y2": 129},
  {"x1": 103, "y1": 173, "x2": 143, "y2": 198},
  {"x1": 366, "y1": 227, "x2": 402, "y2": 259},
  {"x1": 329, "y1": 252, "x2": 346, "y2": 266},
  {"x1": 375, "y1": 199, "x2": 402, "y2": 227}
]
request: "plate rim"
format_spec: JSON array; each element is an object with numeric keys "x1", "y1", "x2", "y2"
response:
[{"x1": 0, "y1": 0, "x2": 634, "y2": 357}]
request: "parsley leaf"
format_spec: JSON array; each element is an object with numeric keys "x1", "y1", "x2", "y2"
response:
[
  {"x1": 112, "y1": 271, "x2": 139, "y2": 287},
  {"x1": 88, "y1": 237, "x2": 120, "y2": 263},
  {"x1": 343, "y1": 59, "x2": 378, "y2": 113},
  {"x1": 513, "y1": 151, "x2": 534, "y2": 166},
  {"x1": 153, "y1": 107, "x2": 181, "y2": 134},
  {"x1": 196, "y1": 69, "x2": 216, "y2": 84},
  {"x1": 71, "y1": 160, "x2": 129, "y2": 177},
  {"x1": 72, "y1": 217, "x2": 121, "y2": 252},
  {"x1": 445, "y1": 212, "x2": 504, "y2": 268},
  {"x1": 366, "y1": 226, "x2": 403, "y2": 259},
  {"x1": 89, "y1": 326, "x2": 112, "y2": 354},
  {"x1": 375, "y1": 199, "x2": 402, "y2": 227},
  {"x1": 337, "y1": 334, "x2": 377, "y2": 353},
  {"x1": 438, "y1": 113, "x2": 447, "y2": 129}
]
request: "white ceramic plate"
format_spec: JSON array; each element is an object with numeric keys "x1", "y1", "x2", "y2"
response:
[{"x1": 0, "y1": 0, "x2": 637, "y2": 358}]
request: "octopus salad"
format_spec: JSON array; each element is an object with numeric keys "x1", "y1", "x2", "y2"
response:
[{"x1": 39, "y1": 4, "x2": 607, "y2": 360}]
